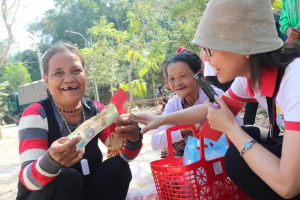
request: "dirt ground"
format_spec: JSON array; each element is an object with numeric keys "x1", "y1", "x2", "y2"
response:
[
  {"x1": 0, "y1": 126, "x2": 19, "y2": 200},
  {"x1": 0, "y1": 104, "x2": 265, "y2": 200}
]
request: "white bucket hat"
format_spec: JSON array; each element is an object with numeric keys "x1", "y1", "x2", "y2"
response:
[{"x1": 192, "y1": 0, "x2": 284, "y2": 55}]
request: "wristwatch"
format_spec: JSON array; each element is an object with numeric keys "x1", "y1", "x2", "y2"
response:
[{"x1": 240, "y1": 139, "x2": 257, "y2": 157}]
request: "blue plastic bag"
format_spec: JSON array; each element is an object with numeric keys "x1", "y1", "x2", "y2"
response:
[
  {"x1": 183, "y1": 136, "x2": 200, "y2": 165},
  {"x1": 204, "y1": 133, "x2": 229, "y2": 160},
  {"x1": 183, "y1": 134, "x2": 230, "y2": 166}
]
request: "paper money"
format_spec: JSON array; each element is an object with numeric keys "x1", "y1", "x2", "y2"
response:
[{"x1": 68, "y1": 104, "x2": 119, "y2": 150}]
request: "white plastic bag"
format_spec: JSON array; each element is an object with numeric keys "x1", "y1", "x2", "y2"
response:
[{"x1": 126, "y1": 161, "x2": 158, "y2": 200}]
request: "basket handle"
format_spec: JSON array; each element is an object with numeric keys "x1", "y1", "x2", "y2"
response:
[{"x1": 166, "y1": 124, "x2": 205, "y2": 160}]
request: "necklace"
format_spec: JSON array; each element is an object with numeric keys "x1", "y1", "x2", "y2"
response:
[
  {"x1": 55, "y1": 103, "x2": 90, "y2": 175},
  {"x1": 57, "y1": 107, "x2": 81, "y2": 114},
  {"x1": 55, "y1": 104, "x2": 86, "y2": 135}
]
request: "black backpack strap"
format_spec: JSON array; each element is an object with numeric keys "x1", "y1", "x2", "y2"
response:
[{"x1": 266, "y1": 67, "x2": 285, "y2": 142}]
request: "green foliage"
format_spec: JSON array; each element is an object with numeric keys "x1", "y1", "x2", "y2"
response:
[
  {"x1": 119, "y1": 82, "x2": 129, "y2": 92},
  {"x1": 120, "y1": 79, "x2": 147, "y2": 99},
  {"x1": 0, "y1": 81, "x2": 9, "y2": 95},
  {"x1": 82, "y1": 16, "x2": 129, "y2": 94},
  {"x1": 14, "y1": 50, "x2": 42, "y2": 81},
  {"x1": 130, "y1": 42, "x2": 165, "y2": 95},
  {"x1": 6, "y1": 0, "x2": 210, "y2": 103},
  {"x1": 0, "y1": 62, "x2": 31, "y2": 93},
  {"x1": 0, "y1": 81, "x2": 9, "y2": 123},
  {"x1": 272, "y1": 0, "x2": 282, "y2": 16},
  {"x1": 27, "y1": 0, "x2": 129, "y2": 48}
]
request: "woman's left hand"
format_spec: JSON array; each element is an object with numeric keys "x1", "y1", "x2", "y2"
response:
[
  {"x1": 114, "y1": 113, "x2": 140, "y2": 142},
  {"x1": 204, "y1": 96, "x2": 239, "y2": 134}
]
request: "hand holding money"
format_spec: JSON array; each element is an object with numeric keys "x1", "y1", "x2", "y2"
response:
[
  {"x1": 49, "y1": 136, "x2": 85, "y2": 167},
  {"x1": 114, "y1": 113, "x2": 140, "y2": 142},
  {"x1": 68, "y1": 104, "x2": 119, "y2": 150}
]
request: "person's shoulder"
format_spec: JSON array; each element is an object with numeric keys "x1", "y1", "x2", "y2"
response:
[
  {"x1": 286, "y1": 58, "x2": 300, "y2": 72},
  {"x1": 282, "y1": 58, "x2": 300, "y2": 84},
  {"x1": 85, "y1": 99, "x2": 105, "y2": 113},
  {"x1": 212, "y1": 86, "x2": 225, "y2": 95},
  {"x1": 91, "y1": 100, "x2": 104, "y2": 107},
  {"x1": 229, "y1": 77, "x2": 248, "y2": 94},
  {"x1": 166, "y1": 94, "x2": 180, "y2": 105},
  {"x1": 22, "y1": 103, "x2": 45, "y2": 117},
  {"x1": 163, "y1": 95, "x2": 181, "y2": 112},
  {"x1": 232, "y1": 77, "x2": 247, "y2": 85}
]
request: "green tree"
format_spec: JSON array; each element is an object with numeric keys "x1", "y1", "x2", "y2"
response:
[
  {"x1": 27, "y1": 0, "x2": 111, "y2": 48},
  {"x1": 82, "y1": 16, "x2": 129, "y2": 98},
  {"x1": 0, "y1": 62, "x2": 31, "y2": 93},
  {"x1": 23, "y1": 0, "x2": 210, "y2": 106},
  {"x1": 0, "y1": 81, "x2": 9, "y2": 137},
  {"x1": 14, "y1": 50, "x2": 42, "y2": 81},
  {"x1": 126, "y1": 0, "x2": 172, "y2": 111},
  {"x1": 134, "y1": 43, "x2": 165, "y2": 97},
  {"x1": 119, "y1": 79, "x2": 147, "y2": 99},
  {"x1": 272, "y1": 0, "x2": 282, "y2": 16}
]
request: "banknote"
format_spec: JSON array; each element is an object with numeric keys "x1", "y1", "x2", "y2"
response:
[{"x1": 68, "y1": 104, "x2": 119, "y2": 150}]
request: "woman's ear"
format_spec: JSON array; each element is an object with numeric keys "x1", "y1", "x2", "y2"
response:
[
  {"x1": 245, "y1": 55, "x2": 250, "y2": 59},
  {"x1": 43, "y1": 74, "x2": 49, "y2": 90}
]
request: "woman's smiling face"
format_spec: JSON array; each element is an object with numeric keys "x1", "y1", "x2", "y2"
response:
[
  {"x1": 167, "y1": 61, "x2": 199, "y2": 98},
  {"x1": 43, "y1": 50, "x2": 86, "y2": 108},
  {"x1": 202, "y1": 49, "x2": 251, "y2": 83}
]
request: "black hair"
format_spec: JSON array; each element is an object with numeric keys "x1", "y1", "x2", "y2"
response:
[
  {"x1": 165, "y1": 51, "x2": 202, "y2": 76},
  {"x1": 250, "y1": 42, "x2": 300, "y2": 91},
  {"x1": 42, "y1": 42, "x2": 84, "y2": 75}
]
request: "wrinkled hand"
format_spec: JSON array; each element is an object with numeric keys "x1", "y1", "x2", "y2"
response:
[
  {"x1": 181, "y1": 123, "x2": 202, "y2": 138},
  {"x1": 286, "y1": 27, "x2": 300, "y2": 42},
  {"x1": 181, "y1": 128, "x2": 194, "y2": 138},
  {"x1": 114, "y1": 113, "x2": 140, "y2": 142},
  {"x1": 194, "y1": 123, "x2": 203, "y2": 132},
  {"x1": 204, "y1": 96, "x2": 239, "y2": 134},
  {"x1": 137, "y1": 113, "x2": 163, "y2": 134},
  {"x1": 49, "y1": 136, "x2": 85, "y2": 167}
]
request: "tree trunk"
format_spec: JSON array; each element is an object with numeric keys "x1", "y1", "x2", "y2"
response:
[
  {"x1": 150, "y1": 69, "x2": 156, "y2": 98},
  {"x1": 0, "y1": 0, "x2": 13, "y2": 68},
  {"x1": 128, "y1": 54, "x2": 134, "y2": 113},
  {"x1": 110, "y1": 59, "x2": 114, "y2": 97}
]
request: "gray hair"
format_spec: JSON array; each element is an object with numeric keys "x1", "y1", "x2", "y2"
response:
[{"x1": 42, "y1": 42, "x2": 85, "y2": 75}]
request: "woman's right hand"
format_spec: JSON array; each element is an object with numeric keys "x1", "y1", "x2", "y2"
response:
[
  {"x1": 49, "y1": 136, "x2": 85, "y2": 167},
  {"x1": 137, "y1": 113, "x2": 163, "y2": 134},
  {"x1": 181, "y1": 123, "x2": 203, "y2": 138}
]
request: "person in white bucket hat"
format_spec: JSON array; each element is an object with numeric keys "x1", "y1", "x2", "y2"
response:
[{"x1": 137, "y1": 0, "x2": 300, "y2": 199}]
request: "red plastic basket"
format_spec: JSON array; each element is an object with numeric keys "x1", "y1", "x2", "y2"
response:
[{"x1": 150, "y1": 125, "x2": 252, "y2": 200}]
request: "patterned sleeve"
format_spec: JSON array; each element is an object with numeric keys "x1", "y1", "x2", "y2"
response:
[
  {"x1": 19, "y1": 103, "x2": 62, "y2": 191},
  {"x1": 93, "y1": 101, "x2": 142, "y2": 162}
]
